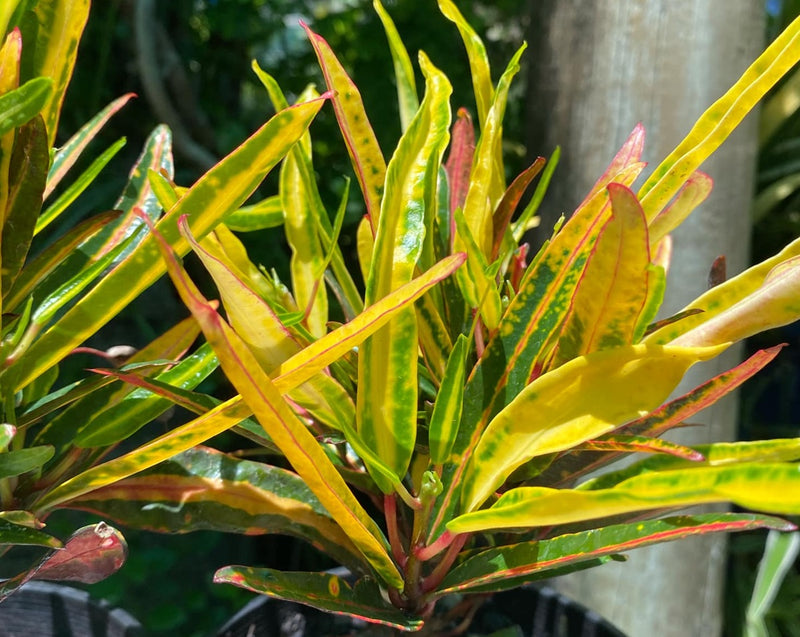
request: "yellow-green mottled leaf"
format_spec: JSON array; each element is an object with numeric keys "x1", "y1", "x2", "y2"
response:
[
  {"x1": 358, "y1": 53, "x2": 451, "y2": 492},
  {"x1": 460, "y1": 343, "x2": 727, "y2": 512},
  {"x1": 639, "y1": 15, "x2": 800, "y2": 221},
  {"x1": 459, "y1": 43, "x2": 525, "y2": 258},
  {"x1": 647, "y1": 171, "x2": 712, "y2": 246},
  {"x1": 154, "y1": 221, "x2": 402, "y2": 588},
  {"x1": 646, "y1": 236, "x2": 800, "y2": 344},
  {"x1": 214, "y1": 567, "x2": 422, "y2": 630},
  {"x1": 69, "y1": 446, "x2": 366, "y2": 572},
  {"x1": 29, "y1": 0, "x2": 89, "y2": 146},
  {"x1": 554, "y1": 183, "x2": 650, "y2": 365},
  {"x1": 225, "y1": 195, "x2": 283, "y2": 231},
  {"x1": 374, "y1": 0, "x2": 418, "y2": 132},
  {"x1": 450, "y1": 463, "x2": 800, "y2": 533},
  {"x1": 10, "y1": 97, "x2": 325, "y2": 392},
  {"x1": 670, "y1": 255, "x2": 800, "y2": 348},
  {"x1": 452, "y1": 205, "x2": 502, "y2": 329},
  {"x1": 275, "y1": 253, "x2": 466, "y2": 393},
  {"x1": 280, "y1": 148, "x2": 328, "y2": 338},
  {"x1": 304, "y1": 23, "x2": 386, "y2": 228},
  {"x1": 191, "y1": 228, "x2": 354, "y2": 433}
]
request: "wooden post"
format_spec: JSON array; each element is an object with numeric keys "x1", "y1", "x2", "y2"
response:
[{"x1": 525, "y1": 2, "x2": 764, "y2": 635}]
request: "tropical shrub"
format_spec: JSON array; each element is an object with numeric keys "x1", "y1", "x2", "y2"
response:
[
  {"x1": 0, "y1": 0, "x2": 320, "y2": 599},
  {"x1": 46, "y1": 1, "x2": 800, "y2": 633}
]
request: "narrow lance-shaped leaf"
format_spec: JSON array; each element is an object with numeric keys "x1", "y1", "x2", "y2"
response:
[
  {"x1": 10, "y1": 97, "x2": 325, "y2": 392},
  {"x1": 190, "y1": 227, "x2": 355, "y2": 434},
  {"x1": 0, "y1": 77, "x2": 52, "y2": 137},
  {"x1": 553, "y1": 183, "x2": 651, "y2": 366},
  {"x1": 78, "y1": 124, "x2": 174, "y2": 268},
  {"x1": 458, "y1": 43, "x2": 525, "y2": 259},
  {"x1": 647, "y1": 170, "x2": 712, "y2": 247},
  {"x1": 280, "y1": 133, "x2": 329, "y2": 338},
  {"x1": 745, "y1": 529, "x2": 800, "y2": 635},
  {"x1": 214, "y1": 567, "x2": 423, "y2": 631},
  {"x1": 428, "y1": 334, "x2": 469, "y2": 465},
  {"x1": 444, "y1": 107, "x2": 475, "y2": 226},
  {"x1": 669, "y1": 255, "x2": 800, "y2": 348},
  {"x1": 2, "y1": 115, "x2": 48, "y2": 296},
  {"x1": 450, "y1": 463, "x2": 800, "y2": 534},
  {"x1": 0, "y1": 445, "x2": 53, "y2": 479},
  {"x1": 153, "y1": 217, "x2": 403, "y2": 588},
  {"x1": 35, "y1": 136, "x2": 127, "y2": 235},
  {"x1": 3, "y1": 211, "x2": 121, "y2": 313},
  {"x1": 28, "y1": 0, "x2": 90, "y2": 146},
  {"x1": 579, "y1": 439, "x2": 800, "y2": 492},
  {"x1": 358, "y1": 53, "x2": 452, "y2": 492},
  {"x1": 639, "y1": 14, "x2": 800, "y2": 220},
  {"x1": 491, "y1": 156, "x2": 546, "y2": 261},
  {"x1": 374, "y1": 0, "x2": 418, "y2": 132},
  {"x1": 645, "y1": 236, "x2": 800, "y2": 344},
  {"x1": 460, "y1": 343, "x2": 727, "y2": 512},
  {"x1": 438, "y1": 513, "x2": 795, "y2": 596},
  {"x1": 303, "y1": 23, "x2": 386, "y2": 230},
  {"x1": 36, "y1": 252, "x2": 465, "y2": 511},
  {"x1": 252, "y1": 64, "x2": 363, "y2": 315},
  {"x1": 45, "y1": 93, "x2": 136, "y2": 198}
]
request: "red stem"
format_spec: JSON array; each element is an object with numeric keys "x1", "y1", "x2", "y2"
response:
[
  {"x1": 385, "y1": 494, "x2": 407, "y2": 568},
  {"x1": 422, "y1": 532, "x2": 468, "y2": 593}
]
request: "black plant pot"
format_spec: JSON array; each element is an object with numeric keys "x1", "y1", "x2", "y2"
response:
[
  {"x1": 0, "y1": 581, "x2": 142, "y2": 637},
  {"x1": 215, "y1": 583, "x2": 626, "y2": 637}
]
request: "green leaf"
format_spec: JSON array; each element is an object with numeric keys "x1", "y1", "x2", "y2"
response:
[
  {"x1": 0, "y1": 517, "x2": 60, "y2": 548},
  {"x1": 225, "y1": 195, "x2": 283, "y2": 231},
  {"x1": 3, "y1": 210, "x2": 121, "y2": 313},
  {"x1": 438, "y1": 513, "x2": 795, "y2": 595},
  {"x1": 35, "y1": 136, "x2": 127, "y2": 235},
  {"x1": 428, "y1": 334, "x2": 469, "y2": 465},
  {"x1": 9, "y1": 98, "x2": 326, "y2": 392},
  {"x1": 374, "y1": 0, "x2": 418, "y2": 132},
  {"x1": 0, "y1": 77, "x2": 52, "y2": 137},
  {"x1": 74, "y1": 343, "x2": 218, "y2": 447},
  {"x1": 450, "y1": 463, "x2": 800, "y2": 534},
  {"x1": 68, "y1": 446, "x2": 366, "y2": 572},
  {"x1": 460, "y1": 343, "x2": 727, "y2": 512},
  {"x1": 214, "y1": 567, "x2": 423, "y2": 631},
  {"x1": 78, "y1": 124, "x2": 174, "y2": 268},
  {"x1": 1, "y1": 114, "x2": 48, "y2": 294},
  {"x1": 45, "y1": 93, "x2": 135, "y2": 199},
  {"x1": 358, "y1": 52, "x2": 452, "y2": 492},
  {"x1": 745, "y1": 529, "x2": 800, "y2": 636},
  {"x1": 0, "y1": 445, "x2": 53, "y2": 479}
]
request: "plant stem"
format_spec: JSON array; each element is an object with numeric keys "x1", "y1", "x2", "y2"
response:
[
  {"x1": 385, "y1": 494, "x2": 407, "y2": 568},
  {"x1": 421, "y1": 532, "x2": 468, "y2": 593}
]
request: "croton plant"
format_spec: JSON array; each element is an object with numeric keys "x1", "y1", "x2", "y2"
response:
[{"x1": 5, "y1": 0, "x2": 800, "y2": 634}]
